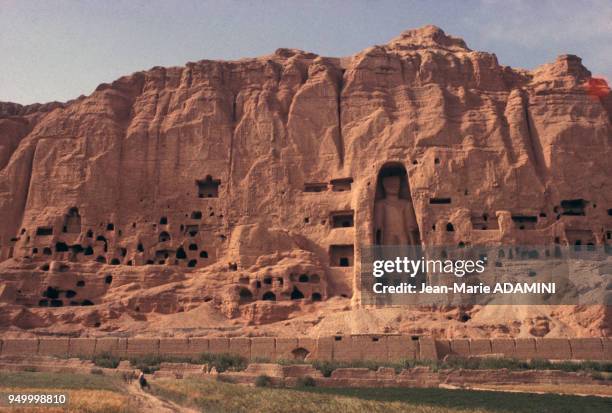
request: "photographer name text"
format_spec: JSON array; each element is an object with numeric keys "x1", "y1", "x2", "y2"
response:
[{"x1": 373, "y1": 282, "x2": 556, "y2": 295}]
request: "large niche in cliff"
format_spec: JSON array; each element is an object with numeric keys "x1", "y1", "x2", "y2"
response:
[
  {"x1": 373, "y1": 163, "x2": 420, "y2": 245},
  {"x1": 63, "y1": 207, "x2": 81, "y2": 233},
  {"x1": 196, "y1": 175, "x2": 220, "y2": 198}
]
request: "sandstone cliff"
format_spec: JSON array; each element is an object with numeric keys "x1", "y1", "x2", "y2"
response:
[{"x1": 0, "y1": 26, "x2": 610, "y2": 338}]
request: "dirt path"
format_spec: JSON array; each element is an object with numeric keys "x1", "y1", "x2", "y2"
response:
[{"x1": 126, "y1": 381, "x2": 199, "y2": 413}]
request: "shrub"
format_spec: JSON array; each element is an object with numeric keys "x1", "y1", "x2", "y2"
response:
[
  {"x1": 92, "y1": 352, "x2": 120, "y2": 369},
  {"x1": 129, "y1": 355, "x2": 164, "y2": 374},
  {"x1": 254, "y1": 375, "x2": 272, "y2": 387},
  {"x1": 398, "y1": 358, "x2": 440, "y2": 372},
  {"x1": 311, "y1": 361, "x2": 336, "y2": 377},
  {"x1": 587, "y1": 361, "x2": 612, "y2": 373},
  {"x1": 296, "y1": 376, "x2": 316, "y2": 387},
  {"x1": 276, "y1": 358, "x2": 308, "y2": 366},
  {"x1": 552, "y1": 360, "x2": 582, "y2": 372},
  {"x1": 478, "y1": 357, "x2": 528, "y2": 370},
  {"x1": 198, "y1": 353, "x2": 247, "y2": 372},
  {"x1": 528, "y1": 358, "x2": 554, "y2": 371},
  {"x1": 216, "y1": 374, "x2": 236, "y2": 383}
]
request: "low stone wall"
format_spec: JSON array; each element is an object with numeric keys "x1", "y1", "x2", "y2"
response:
[
  {"x1": 2, "y1": 358, "x2": 605, "y2": 394},
  {"x1": 0, "y1": 336, "x2": 609, "y2": 361},
  {"x1": 218, "y1": 364, "x2": 603, "y2": 390}
]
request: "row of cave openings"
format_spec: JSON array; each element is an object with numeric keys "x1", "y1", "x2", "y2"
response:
[
  {"x1": 28, "y1": 204, "x2": 223, "y2": 268},
  {"x1": 464, "y1": 199, "x2": 606, "y2": 231},
  {"x1": 303, "y1": 179, "x2": 354, "y2": 227},
  {"x1": 303, "y1": 167, "x2": 404, "y2": 267},
  {"x1": 428, "y1": 195, "x2": 605, "y2": 234},
  {"x1": 306, "y1": 165, "x2": 415, "y2": 268},
  {"x1": 9, "y1": 163, "x2": 612, "y2": 269},
  {"x1": 5, "y1": 174, "x2": 222, "y2": 265},
  {"x1": 37, "y1": 272, "x2": 113, "y2": 308},
  {"x1": 237, "y1": 272, "x2": 323, "y2": 304},
  {"x1": 303, "y1": 177, "x2": 353, "y2": 193},
  {"x1": 315, "y1": 163, "x2": 611, "y2": 268},
  {"x1": 429, "y1": 242, "x2": 606, "y2": 275}
]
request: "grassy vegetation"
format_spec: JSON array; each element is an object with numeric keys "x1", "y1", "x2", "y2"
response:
[
  {"x1": 295, "y1": 376, "x2": 317, "y2": 387},
  {"x1": 91, "y1": 352, "x2": 121, "y2": 369},
  {"x1": 1, "y1": 370, "x2": 608, "y2": 413},
  {"x1": 0, "y1": 372, "x2": 137, "y2": 413},
  {"x1": 306, "y1": 357, "x2": 612, "y2": 378},
  {"x1": 150, "y1": 378, "x2": 490, "y2": 413},
  {"x1": 254, "y1": 374, "x2": 273, "y2": 387},
  {"x1": 89, "y1": 351, "x2": 247, "y2": 373},
  {"x1": 87, "y1": 351, "x2": 612, "y2": 380},
  {"x1": 0, "y1": 371, "x2": 123, "y2": 391},
  {"x1": 198, "y1": 352, "x2": 248, "y2": 372},
  {"x1": 303, "y1": 387, "x2": 612, "y2": 413},
  {"x1": 150, "y1": 378, "x2": 612, "y2": 413}
]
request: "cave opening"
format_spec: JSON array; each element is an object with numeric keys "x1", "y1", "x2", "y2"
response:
[
  {"x1": 291, "y1": 287, "x2": 305, "y2": 300},
  {"x1": 36, "y1": 227, "x2": 53, "y2": 236},
  {"x1": 331, "y1": 211, "x2": 354, "y2": 228},
  {"x1": 239, "y1": 287, "x2": 253, "y2": 303},
  {"x1": 560, "y1": 199, "x2": 587, "y2": 216},
  {"x1": 197, "y1": 175, "x2": 220, "y2": 198},
  {"x1": 55, "y1": 242, "x2": 69, "y2": 252},
  {"x1": 512, "y1": 215, "x2": 537, "y2": 230},
  {"x1": 64, "y1": 207, "x2": 82, "y2": 233},
  {"x1": 159, "y1": 231, "x2": 171, "y2": 242},
  {"x1": 176, "y1": 247, "x2": 187, "y2": 259},
  {"x1": 262, "y1": 291, "x2": 276, "y2": 301},
  {"x1": 329, "y1": 245, "x2": 354, "y2": 267}
]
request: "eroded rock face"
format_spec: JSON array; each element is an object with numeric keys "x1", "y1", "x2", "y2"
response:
[{"x1": 0, "y1": 26, "x2": 610, "y2": 337}]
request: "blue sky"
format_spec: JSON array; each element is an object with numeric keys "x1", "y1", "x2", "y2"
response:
[{"x1": 1, "y1": 0, "x2": 611, "y2": 104}]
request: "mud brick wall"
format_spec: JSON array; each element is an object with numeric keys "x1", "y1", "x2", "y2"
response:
[
  {"x1": 94, "y1": 337, "x2": 128, "y2": 356},
  {"x1": 0, "y1": 336, "x2": 609, "y2": 361},
  {"x1": 68, "y1": 338, "x2": 97, "y2": 358},
  {"x1": 38, "y1": 338, "x2": 70, "y2": 357}
]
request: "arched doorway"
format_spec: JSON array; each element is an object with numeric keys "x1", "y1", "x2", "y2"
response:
[{"x1": 291, "y1": 347, "x2": 310, "y2": 361}]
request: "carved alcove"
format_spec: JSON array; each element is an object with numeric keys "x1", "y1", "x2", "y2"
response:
[{"x1": 373, "y1": 163, "x2": 420, "y2": 246}]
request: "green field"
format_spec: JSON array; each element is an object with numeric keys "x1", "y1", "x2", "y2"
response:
[
  {"x1": 150, "y1": 377, "x2": 612, "y2": 413},
  {"x1": 302, "y1": 387, "x2": 612, "y2": 413},
  {"x1": 1, "y1": 372, "x2": 610, "y2": 412}
]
